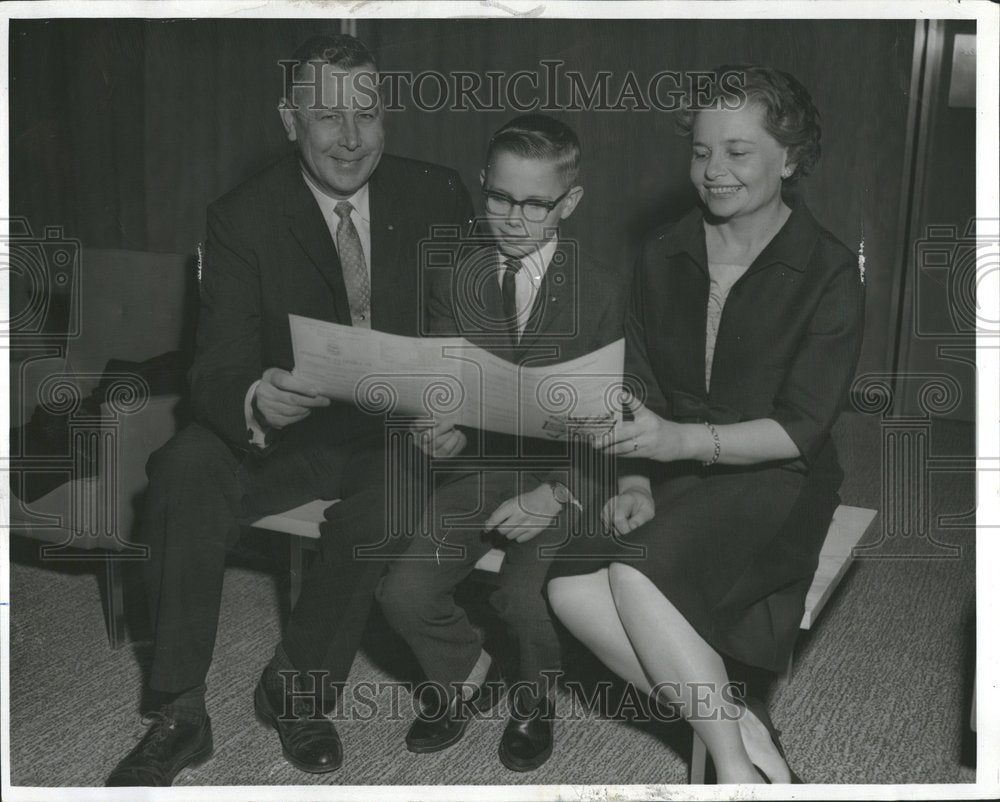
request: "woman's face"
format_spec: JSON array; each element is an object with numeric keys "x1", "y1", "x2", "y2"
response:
[{"x1": 689, "y1": 103, "x2": 790, "y2": 222}]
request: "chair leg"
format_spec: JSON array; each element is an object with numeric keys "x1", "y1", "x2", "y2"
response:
[
  {"x1": 289, "y1": 538, "x2": 305, "y2": 609},
  {"x1": 690, "y1": 730, "x2": 708, "y2": 783},
  {"x1": 105, "y1": 559, "x2": 126, "y2": 649}
]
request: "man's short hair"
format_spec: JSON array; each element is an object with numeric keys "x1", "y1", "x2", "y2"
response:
[
  {"x1": 486, "y1": 114, "x2": 581, "y2": 185},
  {"x1": 283, "y1": 34, "x2": 378, "y2": 100}
]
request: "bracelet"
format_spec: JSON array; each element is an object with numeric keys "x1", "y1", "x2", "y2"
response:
[{"x1": 702, "y1": 422, "x2": 721, "y2": 467}]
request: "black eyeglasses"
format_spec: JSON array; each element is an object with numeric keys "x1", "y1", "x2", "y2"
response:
[{"x1": 481, "y1": 188, "x2": 570, "y2": 222}]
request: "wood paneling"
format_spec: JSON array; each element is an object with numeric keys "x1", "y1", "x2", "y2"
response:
[
  {"x1": 369, "y1": 19, "x2": 915, "y2": 382},
  {"x1": 10, "y1": 18, "x2": 921, "y2": 383}
]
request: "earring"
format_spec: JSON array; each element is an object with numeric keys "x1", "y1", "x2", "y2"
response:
[{"x1": 781, "y1": 167, "x2": 793, "y2": 179}]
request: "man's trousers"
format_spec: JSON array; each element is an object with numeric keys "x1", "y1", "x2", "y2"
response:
[{"x1": 138, "y1": 416, "x2": 422, "y2": 706}]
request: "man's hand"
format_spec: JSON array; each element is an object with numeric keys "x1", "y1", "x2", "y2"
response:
[
  {"x1": 601, "y1": 486, "x2": 655, "y2": 535},
  {"x1": 254, "y1": 367, "x2": 331, "y2": 429},
  {"x1": 484, "y1": 484, "x2": 564, "y2": 544},
  {"x1": 410, "y1": 419, "x2": 467, "y2": 458}
]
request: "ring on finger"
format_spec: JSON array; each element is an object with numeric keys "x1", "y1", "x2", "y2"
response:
[{"x1": 633, "y1": 438, "x2": 640, "y2": 452}]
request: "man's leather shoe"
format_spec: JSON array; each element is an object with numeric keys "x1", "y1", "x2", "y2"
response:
[
  {"x1": 105, "y1": 708, "x2": 213, "y2": 786},
  {"x1": 405, "y1": 657, "x2": 504, "y2": 754},
  {"x1": 498, "y1": 692, "x2": 554, "y2": 772},
  {"x1": 254, "y1": 667, "x2": 343, "y2": 773}
]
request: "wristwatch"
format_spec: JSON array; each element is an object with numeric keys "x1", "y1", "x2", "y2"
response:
[{"x1": 547, "y1": 481, "x2": 583, "y2": 511}]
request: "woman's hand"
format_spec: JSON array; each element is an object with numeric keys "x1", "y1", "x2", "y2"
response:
[
  {"x1": 599, "y1": 394, "x2": 690, "y2": 463},
  {"x1": 602, "y1": 484, "x2": 655, "y2": 535},
  {"x1": 484, "y1": 484, "x2": 564, "y2": 543}
]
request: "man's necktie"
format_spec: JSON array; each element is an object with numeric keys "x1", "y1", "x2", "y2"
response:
[
  {"x1": 334, "y1": 201, "x2": 371, "y2": 323},
  {"x1": 501, "y1": 257, "x2": 522, "y2": 341}
]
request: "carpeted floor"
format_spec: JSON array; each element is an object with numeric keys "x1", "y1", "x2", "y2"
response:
[{"x1": 6, "y1": 413, "x2": 978, "y2": 789}]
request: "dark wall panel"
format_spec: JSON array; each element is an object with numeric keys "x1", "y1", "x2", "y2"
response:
[
  {"x1": 10, "y1": 18, "x2": 917, "y2": 381},
  {"x1": 369, "y1": 18, "x2": 915, "y2": 381}
]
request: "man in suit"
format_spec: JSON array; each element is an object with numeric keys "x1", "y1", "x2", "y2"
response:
[
  {"x1": 106, "y1": 34, "x2": 472, "y2": 786},
  {"x1": 377, "y1": 115, "x2": 626, "y2": 772}
]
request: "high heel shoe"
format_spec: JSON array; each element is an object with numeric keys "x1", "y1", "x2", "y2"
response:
[{"x1": 742, "y1": 696, "x2": 803, "y2": 784}]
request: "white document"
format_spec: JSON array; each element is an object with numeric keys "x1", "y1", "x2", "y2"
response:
[{"x1": 289, "y1": 314, "x2": 624, "y2": 440}]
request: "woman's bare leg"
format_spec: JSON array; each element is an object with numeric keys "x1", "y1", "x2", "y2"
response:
[
  {"x1": 548, "y1": 569, "x2": 655, "y2": 694},
  {"x1": 550, "y1": 565, "x2": 792, "y2": 783},
  {"x1": 607, "y1": 562, "x2": 792, "y2": 783}
]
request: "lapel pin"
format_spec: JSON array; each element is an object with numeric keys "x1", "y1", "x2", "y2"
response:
[{"x1": 387, "y1": 224, "x2": 394, "y2": 231}]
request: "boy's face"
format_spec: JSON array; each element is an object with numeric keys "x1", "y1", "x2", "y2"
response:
[{"x1": 480, "y1": 152, "x2": 583, "y2": 259}]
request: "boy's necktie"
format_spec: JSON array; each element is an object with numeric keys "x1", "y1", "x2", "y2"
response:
[{"x1": 501, "y1": 257, "x2": 522, "y2": 341}]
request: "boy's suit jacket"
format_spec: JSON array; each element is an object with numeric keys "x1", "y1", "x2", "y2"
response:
[{"x1": 427, "y1": 241, "x2": 627, "y2": 490}]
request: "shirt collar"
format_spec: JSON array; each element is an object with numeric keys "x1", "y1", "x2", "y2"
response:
[
  {"x1": 665, "y1": 198, "x2": 817, "y2": 273},
  {"x1": 301, "y1": 170, "x2": 371, "y2": 224},
  {"x1": 497, "y1": 236, "x2": 559, "y2": 282}
]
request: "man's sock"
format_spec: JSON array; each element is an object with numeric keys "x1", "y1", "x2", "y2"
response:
[
  {"x1": 265, "y1": 643, "x2": 336, "y2": 714},
  {"x1": 151, "y1": 683, "x2": 207, "y2": 720},
  {"x1": 263, "y1": 643, "x2": 299, "y2": 699},
  {"x1": 268, "y1": 642, "x2": 296, "y2": 673},
  {"x1": 459, "y1": 649, "x2": 493, "y2": 701}
]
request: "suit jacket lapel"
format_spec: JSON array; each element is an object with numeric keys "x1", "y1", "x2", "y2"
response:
[
  {"x1": 516, "y1": 241, "x2": 575, "y2": 356},
  {"x1": 368, "y1": 162, "x2": 408, "y2": 331},
  {"x1": 461, "y1": 248, "x2": 519, "y2": 360},
  {"x1": 283, "y1": 164, "x2": 352, "y2": 325},
  {"x1": 481, "y1": 251, "x2": 506, "y2": 331}
]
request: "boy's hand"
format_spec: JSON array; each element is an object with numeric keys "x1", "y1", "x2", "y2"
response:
[
  {"x1": 484, "y1": 484, "x2": 564, "y2": 543},
  {"x1": 601, "y1": 486, "x2": 655, "y2": 535}
]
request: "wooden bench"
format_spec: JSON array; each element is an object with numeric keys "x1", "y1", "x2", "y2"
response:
[
  {"x1": 250, "y1": 499, "x2": 507, "y2": 604},
  {"x1": 252, "y1": 501, "x2": 875, "y2": 628}
]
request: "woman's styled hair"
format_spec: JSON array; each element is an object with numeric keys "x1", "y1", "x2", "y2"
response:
[
  {"x1": 676, "y1": 65, "x2": 822, "y2": 182},
  {"x1": 486, "y1": 114, "x2": 582, "y2": 185}
]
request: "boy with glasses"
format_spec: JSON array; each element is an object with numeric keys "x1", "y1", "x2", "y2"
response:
[{"x1": 376, "y1": 114, "x2": 625, "y2": 772}]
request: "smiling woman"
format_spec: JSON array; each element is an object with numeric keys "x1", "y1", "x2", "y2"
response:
[
  {"x1": 547, "y1": 65, "x2": 865, "y2": 785},
  {"x1": 681, "y1": 65, "x2": 822, "y2": 252}
]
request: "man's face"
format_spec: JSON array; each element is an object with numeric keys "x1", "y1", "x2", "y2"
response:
[
  {"x1": 280, "y1": 64, "x2": 385, "y2": 199},
  {"x1": 480, "y1": 152, "x2": 582, "y2": 259}
]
